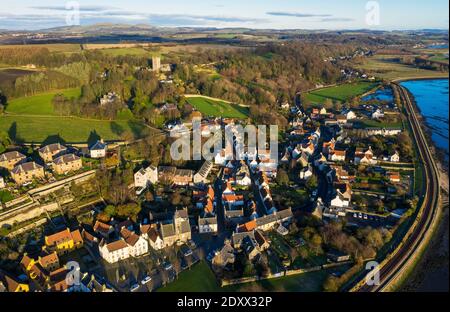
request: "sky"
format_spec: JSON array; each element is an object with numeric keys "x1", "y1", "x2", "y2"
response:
[{"x1": 0, "y1": 0, "x2": 448, "y2": 31}]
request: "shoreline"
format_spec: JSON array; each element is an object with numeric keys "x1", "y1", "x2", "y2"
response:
[{"x1": 397, "y1": 77, "x2": 449, "y2": 291}]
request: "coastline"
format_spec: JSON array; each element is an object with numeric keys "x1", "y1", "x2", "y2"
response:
[{"x1": 397, "y1": 77, "x2": 449, "y2": 291}]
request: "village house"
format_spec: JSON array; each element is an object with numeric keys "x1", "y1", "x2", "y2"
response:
[
  {"x1": 0, "y1": 270, "x2": 30, "y2": 292},
  {"x1": 0, "y1": 177, "x2": 5, "y2": 189},
  {"x1": 44, "y1": 228, "x2": 84, "y2": 255},
  {"x1": 119, "y1": 227, "x2": 148, "y2": 257},
  {"x1": 198, "y1": 186, "x2": 218, "y2": 234},
  {"x1": 388, "y1": 171, "x2": 401, "y2": 183},
  {"x1": 100, "y1": 92, "x2": 120, "y2": 106},
  {"x1": 346, "y1": 110, "x2": 357, "y2": 120},
  {"x1": 11, "y1": 162, "x2": 45, "y2": 185},
  {"x1": 322, "y1": 138, "x2": 336, "y2": 155},
  {"x1": 212, "y1": 240, "x2": 235, "y2": 268},
  {"x1": 299, "y1": 164, "x2": 313, "y2": 180},
  {"x1": 140, "y1": 224, "x2": 164, "y2": 251},
  {"x1": 159, "y1": 209, "x2": 192, "y2": 247},
  {"x1": 99, "y1": 239, "x2": 129, "y2": 264},
  {"x1": 193, "y1": 160, "x2": 213, "y2": 184},
  {"x1": 134, "y1": 165, "x2": 158, "y2": 188},
  {"x1": 93, "y1": 220, "x2": 114, "y2": 239},
  {"x1": 158, "y1": 166, "x2": 193, "y2": 186},
  {"x1": 329, "y1": 149, "x2": 347, "y2": 162},
  {"x1": 38, "y1": 143, "x2": 67, "y2": 163},
  {"x1": 52, "y1": 154, "x2": 82, "y2": 175},
  {"x1": 387, "y1": 151, "x2": 400, "y2": 162},
  {"x1": 354, "y1": 146, "x2": 375, "y2": 165},
  {"x1": 89, "y1": 140, "x2": 107, "y2": 158},
  {"x1": 20, "y1": 254, "x2": 49, "y2": 288},
  {"x1": 0, "y1": 151, "x2": 26, "y2": 171}
]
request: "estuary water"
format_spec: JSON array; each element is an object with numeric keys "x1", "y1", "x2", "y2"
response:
[{"x1": 401, "y1": 79, "x2": 449, "y2": 161}]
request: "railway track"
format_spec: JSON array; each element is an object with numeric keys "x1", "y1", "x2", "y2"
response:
[{"x1": 351, "y1": 83, "x2": 441, "y2": 292}]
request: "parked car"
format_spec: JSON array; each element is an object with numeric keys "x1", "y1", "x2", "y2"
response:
[
  {"x1": 141, "y1": 276, "x2": 152, "y2": 285},
  {"x1": 130, "y1": 284, "x2": 140, "y2": 292}
]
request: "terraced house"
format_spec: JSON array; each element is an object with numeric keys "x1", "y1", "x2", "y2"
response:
[
  {"x1": 38, "y1": 143, "x2": 67, "y2": 163},
  {"x1": 52, "y1": 154, "x2": 82, "y2": 175},
  {"x1": 44, "y1": 228, "x2": 84, "y2": 255},
  {"x1": 11, "y1": 161, "x2": 45, "y2": 185},
  {"x1": 0, "y1": 151, "x2": 26, "y2": 171}
]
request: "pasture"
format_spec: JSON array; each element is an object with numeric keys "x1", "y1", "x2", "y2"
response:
[
  {"x1": 306, "y1": 82, "x2": 379, "y2": 104},
  {"x1": 5, "y1": 88, "x2": 81, "y2": 115},
  {"x1": 185, "y1": 96, "x2": 249, "y2": 118},
  {"x1": 0, "y1": 115, "x2": 146, "y2": 143}
]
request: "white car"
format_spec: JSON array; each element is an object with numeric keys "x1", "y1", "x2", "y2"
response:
[
  {"x1": 130, "y1": 284, "x2": 140, "y2": 292},
  {"x1": 141, "y1": 276, "x2": 152, "y2": 285}
]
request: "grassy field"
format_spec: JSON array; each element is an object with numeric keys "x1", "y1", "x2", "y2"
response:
[
  {"x1": 0, "y1": 44, "x2": 82, "y2": 53},
  {"x1": 98, "y1": 47, "x2": 161, "y2": 57},
  {"x1": 0, "y1": 115, "x2": 146, "y2": 143},
  {"x1": 356, "y1": 55, "x2": 449, "y2": 80},
  {"x1": 186, "y1": 96, "x2": 249, "y2": 118},
  {"x1": 306, "y1": 82, "x2": 379, "y2": 104},
  {"x1": 158, "y1": 261, "x2": 221, "y2": 292},
  {"x1": 6, "y1": 88, "x2": 81, "y2": 115},
  {"x1": 157, "y1": 260, "x2": 350, "y2": 292}
]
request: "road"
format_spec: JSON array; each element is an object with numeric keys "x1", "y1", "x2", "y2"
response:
[{"x1": 352, "y1": 83, "x2": 441, "y2": 292}]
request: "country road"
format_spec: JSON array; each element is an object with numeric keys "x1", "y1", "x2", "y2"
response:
[{"x1": 351, "y1": 83, "x2": 441, "y2": 292}]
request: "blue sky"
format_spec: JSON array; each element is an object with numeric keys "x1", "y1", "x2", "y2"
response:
[{"x1": 0, "y1": 0, "x2": 448, "y2": 30}]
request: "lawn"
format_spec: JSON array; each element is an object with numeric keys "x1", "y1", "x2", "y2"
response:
[
  {"x1": 355, "y1": 54, "x2": 450, "y2": 80},
  {"x1": 0, "y1": 190, "x2": 13, "y2": 203},
  {"x1": 306, "y1": 82, "x2": 379, "y2": 104},
  {"x1": 0, "y1": 115, "x2": 147, "y2": 143},
  {"x1": 186, "y1": 96, "x2": 249, "y2": 119},
  {"x1": 158, "y1": 261, "x2": 221, "y2": 292},
  {"x1": 354, "y1": 119, "x2": 403, "y2": 129},
  {"x1": 6, "y1": 88, "x2": 81, "y2": 115}
]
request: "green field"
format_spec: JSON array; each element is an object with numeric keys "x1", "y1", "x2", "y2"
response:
[
  {"x1": 157, "y1": 260, "x2": 351, "y2": 292},
  {"x1": 306, "y1": 82, "x2": 379, "y2": 104},
  {"x1": 356, "y1": 54, "x2": 450, "y2": 80},
  {"x1": 99, "y1": 47, "x2": 161, "y2": 57},
  {"x1": 6, "y1": 88, "x2": 81, "y2": 115},
  {"x1": 185, "y1": 96, "x2": 249, "y2": 118},
  {"x1": 0, "y1": 115, "x2": 146, "y2": 143},
  {"x1": 158, "y1": 261, "x2": 221, "y2": 292}
]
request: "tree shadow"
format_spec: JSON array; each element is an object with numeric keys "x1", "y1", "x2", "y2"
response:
[
  {"x1": 87, "y1": 130, "x2": 101, "y2": 147},
  {"x1": 41, "y1": 135, "x2": 67, "y2": 147},
  {"x1": 110, "y1": 122, "x2": 125, "y2": 137},
  {"x1": 8, "y1": 122, "x2": 24, "y2": 144}
]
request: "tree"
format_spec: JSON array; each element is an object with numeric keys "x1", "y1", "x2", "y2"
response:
[
  {"x1": 323, "y1": 276, "x2": 339, "y2": 292},
  {"x1": 305, "y1": 175, "x2": 318, "y2": 190},
  {"x1": 276, "y1": 169, "x2": 290, "y2": 185}
]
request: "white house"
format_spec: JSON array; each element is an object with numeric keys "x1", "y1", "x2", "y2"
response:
[
  {"x1": 141, "y1": 225, "x2": 164, "y2": 251},
  {"x1": 389, "y1": 151, "x2": 400, "y2": 162},
  {"x1": 330, "y1": 190, "x2": 350, "y2": 208},
  {"x1": 372, "y1": 109, "x2": 385, "y2": 119},
  {"x1": 299, "y1": 165, "x2": 313, "y2": 180},
  {"x1": 346, "y1": 111, "x2": 357, "y2": 120},
  {"x1": 120, "y1": 228, "x2": 148, "y2": 257},
  {"x1": 134, "y1": 166, "x2": 158, "y2": 188},
  {"x1": 90, "y1": 140, "x2": 107, "y2": 158},
  {"x1": 198, "y1": 216, "x2": 218, "y2": 234},
  {"x1": 98, "y1": 228, "x2": 149, "y2": 263},
  {"x1": 0, "y1": 176, "x2": 5, "y2": 189},
  {"x1": 329, "y1": 149, "x2": 346, "y2": 162},
  {"x1": 99, "y1": 239, "x2": 130, "y2": 264}
]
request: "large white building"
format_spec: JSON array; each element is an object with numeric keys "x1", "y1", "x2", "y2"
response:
[
  {"x1": 98, "y1": 228, "x2": 148, "y2": 264},
  {"x1": 134, "y1": 166, "x2": 158, "y2": 188}
]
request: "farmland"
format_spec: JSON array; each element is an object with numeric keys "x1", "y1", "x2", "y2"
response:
[
  {"x1": 306, "y1": 82, "x2": 379, "y2": 104},
  {"x1": 355, "y1": 54, "x2": 449, "y2": 80},
  {"x1": 185, "y1": 96, "x2": 249, "y2": 118},
  {"x1": 0, "y1": 115, "x2": 147, "y2": 143},
  {"x1": 5, "y1": 88, "x2": 81, "y2": 115}
]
